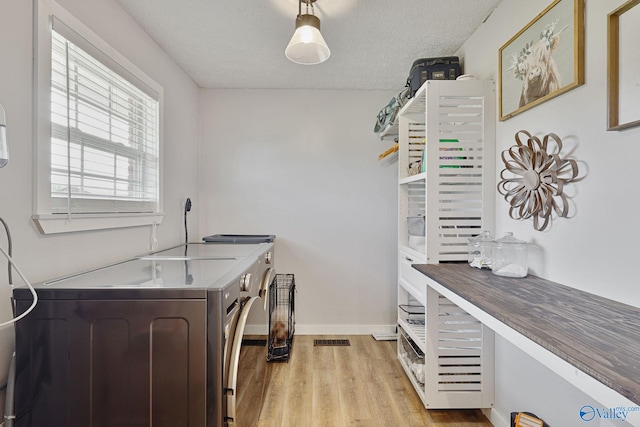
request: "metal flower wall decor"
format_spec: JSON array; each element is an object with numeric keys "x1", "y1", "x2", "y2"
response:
[{"x1": 498, "y1": 130, "x2": 579, "y2": 231}]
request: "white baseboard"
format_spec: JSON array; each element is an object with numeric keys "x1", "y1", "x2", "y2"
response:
[
  {"x1": 244, "y1": 323, "x2": 396, "y2": 336},
  {"x1": 295, "y1": 324, "x2": 397, "y2": 335},
  {"x1": 487, "y1": 408, "x2": 509, "y2": 427}
]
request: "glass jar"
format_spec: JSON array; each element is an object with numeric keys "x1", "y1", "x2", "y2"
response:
[
  {"x1": 491, "y1": 232, "x2": 528, "y2": 278},
  {"x1": 467, "y1": 230, "x2": 493, "y2": 269}
]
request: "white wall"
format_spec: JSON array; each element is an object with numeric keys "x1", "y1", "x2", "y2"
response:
[
  {"x1": 198, "y1": 89, "x2": 398, "y2": 334},
  {"x1": 459, "y1": 0, "x2": 640, "y2": 425},
  {"x1": 2, "y1": 0, "x2": 636, "y2": 423},
  {"x1": 493, "y1": 339, "x2": 628, "y2": 427},
  {"x1": 460, "y1": 0, "x2": 640, "y2": 305},
  {"x1": 0, "y1": 0, "x2": 200, "y2": 418}
]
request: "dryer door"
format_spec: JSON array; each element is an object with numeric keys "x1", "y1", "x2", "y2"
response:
[
  {"x1": 260, "y1": 267, "x2": 276, "y2": 311},
  {"x1": 222, "y1": 297, "x2": 241, "y2": 391},
  {"x1": 224, "y1": 295, "x2": 260, "y2": 427}
]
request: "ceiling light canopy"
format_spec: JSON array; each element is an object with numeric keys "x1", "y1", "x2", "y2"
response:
[{"x1": 285, "y1": 0, "x2": 330, "y2": 65}]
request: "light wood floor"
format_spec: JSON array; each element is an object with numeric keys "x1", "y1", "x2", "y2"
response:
[{"x1": 236, "y1": 335, "x2": 493, "y2": 427}]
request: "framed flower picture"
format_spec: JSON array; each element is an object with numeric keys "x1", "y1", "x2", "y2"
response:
[{"x1": 498, "y1": 0, "x2": 585, "y2": 121}]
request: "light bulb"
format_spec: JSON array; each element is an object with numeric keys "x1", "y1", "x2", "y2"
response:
[{"x1": 299, "y1": 25, "x2": 315, "y2": 44}]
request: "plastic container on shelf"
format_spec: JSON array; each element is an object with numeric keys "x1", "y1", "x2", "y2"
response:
[
  {"x1": 399, "y1": 304, "x2": 425, "y2": 326},
  {"x1": 467, "y1": 230, "x2": 493, "y2": 269},
  {"x1": 491, "y1": 232, "x2": 528, "y2": 278},
  {"x1": 408, "y1": 236, "x2": 425, "y2": 252},
  {"x1": 407, "y1": 215, "x2": 425, "y2": 236},
  {"x1": 399, "y1": 326, "x2": 425, "y2": 386},
  {"x1": 407, "y1": 215, "x2": 426, "y2": 251}
]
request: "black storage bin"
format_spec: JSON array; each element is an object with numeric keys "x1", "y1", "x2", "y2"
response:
[
  {"x1": 267, "y1": 274, "x2": 296, "y2": 361},
  {"x1": 406, "y1": 56, "x2": 462, "y2": 98}
]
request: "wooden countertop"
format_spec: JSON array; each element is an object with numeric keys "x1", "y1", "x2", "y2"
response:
[{"x1": 413, "y1": 263, "x2": 640, "y2": 406}]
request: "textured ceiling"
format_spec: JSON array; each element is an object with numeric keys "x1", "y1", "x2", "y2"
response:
[{"x1": 115, "y1": 0, "x2": 503, "y2": 90}]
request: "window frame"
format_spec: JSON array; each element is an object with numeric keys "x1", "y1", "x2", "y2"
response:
[{"x1": 33, "y1": 0, "x2": 164, "y2": 234}]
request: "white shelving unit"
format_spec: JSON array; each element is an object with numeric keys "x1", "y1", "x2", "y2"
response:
[
  {"x1": 396, "y1": 79, "x2": 496, "y2": 409},
  {"x1": 398, "y1": 278, "x2": 495, "y2": 409},
  {"x1": 397, "y1": 79, "x2": 495, "y2": 263}
]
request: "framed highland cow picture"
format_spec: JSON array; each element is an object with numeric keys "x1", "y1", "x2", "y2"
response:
[{"x1": 498, "y1": 0, "x2": 585, "y2": 121}]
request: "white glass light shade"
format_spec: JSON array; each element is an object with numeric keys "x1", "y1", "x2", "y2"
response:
[{"x1": 285, "y1": 14, "x2": 330, "y2": 65}]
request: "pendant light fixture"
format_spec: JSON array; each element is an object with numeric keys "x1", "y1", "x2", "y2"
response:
[
  {"x1": 0, "y1": 104, "x2": 8, "y2": 168},
  {"x1": 285, "y1": 0, "x2": 330, "y2": 65}
]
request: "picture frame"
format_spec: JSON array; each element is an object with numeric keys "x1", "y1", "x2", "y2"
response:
[
  {"x1": 607, "y1": 0, "x2": 640, "y2": 131},
  {"x1": 498, "y1": 0, "x2": 585, "y2": 121}
]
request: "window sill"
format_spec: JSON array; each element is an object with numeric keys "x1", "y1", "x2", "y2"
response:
[{"x1": 32, "y1": 212, "x2": 165, "y2": 234}]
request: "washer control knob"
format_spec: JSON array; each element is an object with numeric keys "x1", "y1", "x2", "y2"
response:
[
  {"x1": 264, "y1": 252, "x2": 273, "y2": 264},
  {"x1": 240, "y1": 273, "x2": 252, "y2": 292}
]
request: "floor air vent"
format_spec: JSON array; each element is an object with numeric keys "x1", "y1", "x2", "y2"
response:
[
  {"x1": 314, "y1": 339, "x2": 350, "y2": 347},
  {"x1": 242, "y1": 339, "x2": 267, "y2": 347}
]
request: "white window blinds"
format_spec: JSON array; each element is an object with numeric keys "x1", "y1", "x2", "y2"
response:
[{"x1": 50, "y1": 26, "x2": 160, "y2": 214}]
